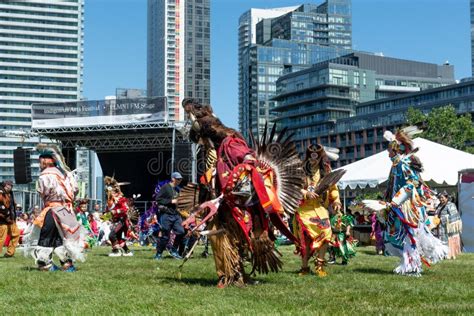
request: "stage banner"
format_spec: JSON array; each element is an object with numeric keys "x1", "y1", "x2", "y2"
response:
[{"x1": 31, "y1": 97, "x2": 168, "y2": 129}]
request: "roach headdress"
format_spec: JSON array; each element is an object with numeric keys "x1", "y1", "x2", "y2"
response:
[{"x1": 36, "y1": 143, "x2": 70, "y2": 176}]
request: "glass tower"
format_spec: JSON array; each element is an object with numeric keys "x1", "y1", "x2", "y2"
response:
[
  {"x1": 238, "y1": 6, "x2": 299, "y2": 135},
  {"x1": 0, "y1": 0, "x2": 84, "y2": 186},
  {"x1": 147, "y1": 0, "x2": 210, "y2": 122},
  {"x1": 238, "y1": 0, "x2": 352, "y2": 140}
]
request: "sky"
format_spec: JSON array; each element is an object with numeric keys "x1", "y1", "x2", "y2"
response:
[{"x1": 83, "y1": 0, "x2": 471, "y2": 129}]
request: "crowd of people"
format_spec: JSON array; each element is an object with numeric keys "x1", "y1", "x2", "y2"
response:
[
  {"x1": 0, "y1": 185, "x2": 111, "y2": 257},
  {"x1": 0, "y1": 99, "x2": 464, "y2": 287},
  {"x1": 0, "y1": 173, "x2": 208, "y2": 263}
]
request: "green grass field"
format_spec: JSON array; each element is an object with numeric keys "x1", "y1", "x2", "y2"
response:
[{"x1": 1, "y1": 245, "x2": 473, "y2": 315}]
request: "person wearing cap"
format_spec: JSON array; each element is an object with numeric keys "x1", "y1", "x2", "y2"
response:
[
  {"x1": 0, "y1": 180, "x2": 20, "y2": 257},
  {"x1": 154, "y1": 172, "x2": 184, "y2": 260}
]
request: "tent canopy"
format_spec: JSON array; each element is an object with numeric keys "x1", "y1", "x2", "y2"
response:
[{"x1": 337, "y1": 138, "x2": 474, "y2": 190}]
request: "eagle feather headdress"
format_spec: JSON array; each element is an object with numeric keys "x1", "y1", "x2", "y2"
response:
[
  {"x1": 104, "y1": 176, "x2": 130, "y2": 194},
  {"x1": 383, "y1": 125, "x2": 422, "y2": 155}
]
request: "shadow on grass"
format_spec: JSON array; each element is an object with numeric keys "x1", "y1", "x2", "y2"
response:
[
  {"x1": 19, "y1": 266, "x2": 40, "y2": 272},
  {"x1": 281, "y1": 270, "x2": 301, "y2": 275},
  {"x1": 356, "y1": 248, "x2": 380, "y2": 256},
  {"x1": 160, "y1": 276, "x2": 217, "y2": 287},
  {"x1": 97, "y1": 253, "x2": 112, "y2": 257},
  {"x1": 19, "y1": 265, "x2": 88, "y2": 272},
  {"x1": 129, "y1": 248, "x2": 155, "y2": 252},
  {"x1": 159, "y1": 275, "x2": 268, "y2": 287},
  {"x1": 352, "y1": 267, "x2": 392, "y2": 275}
]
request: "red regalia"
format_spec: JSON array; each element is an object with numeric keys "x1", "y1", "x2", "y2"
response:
[
  {"x1": 180, "y1": 99, "x2": 304, "y2": 288},
  {"x1": 104, "y1": 176, "x2": 133, "y2": 257}
]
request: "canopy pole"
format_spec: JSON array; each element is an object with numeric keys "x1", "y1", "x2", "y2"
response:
[{"x1": 343, "y1": 189, "x2": 346, "y2": 214}]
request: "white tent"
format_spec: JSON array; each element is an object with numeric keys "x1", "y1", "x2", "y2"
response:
[{"x1": 337, "y1": 138, "x2": 474, "y2": 190}]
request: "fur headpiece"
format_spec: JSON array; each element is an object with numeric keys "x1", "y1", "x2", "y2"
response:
[
  {"x1": 304, "y1": 144, "x2": 340, "y2": 162},
  {"x1": 305, "y1": 144, "x2": 325, "y2": 161},
  {"x1": 182, "y1": 98, "x2": 215, "y2": 120},
  {"x1": 36, "y1": 143, "x2": 70, "y2": 175},
  {"x1": 182, "y1": 98, "x2": 243, "y2": 146},
  {"x1": 303, "y1": 144, "x2": 338, "y2": 176}
]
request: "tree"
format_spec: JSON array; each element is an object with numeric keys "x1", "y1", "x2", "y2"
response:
[
  {"x1": 406, "y1": 105, "x2": 474, "y2": 154},
  {"x1": 353, "y1": 190, "x2": 384, "y2": 202}
]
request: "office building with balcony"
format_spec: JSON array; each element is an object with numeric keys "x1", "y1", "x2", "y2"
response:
[
  {"x1": 0, "y1": 0, "x2": 84, "y2": 187},
  {"x1": 330, "y1": 78, "x2": 474, "y2": 166},
  {"x1": 272, "y1": 52, "x2": 455, "y2": 154},
  {"x1": 238, "y1": 1, "x2": 352, "y2": 141},
  {"x1": 276, "y1": 78, "x2": 474, "y2": 167}
]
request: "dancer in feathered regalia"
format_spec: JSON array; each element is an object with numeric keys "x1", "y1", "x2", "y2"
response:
[
  {"x1": 104, "y1": 176, "x2": 133, "y2": 257},
  {"x1": 75, "y1": 198, "x2": 95, "y2": 248},
  {"x1": 329, "y1": 212, "x2": 357, "y2": 265},
  {"x1": 181, "y1": 98, "x2": 304, "y2": 288},
  {"x1": 23, "y1": 144, "x2": 86, "y2": 271},
  {"x1": 293, "y1": 145, "x2": 343, "y2": 276},
  {"x1": 75, "y1": 198, "x2": 90, "y2": 230},
  {"x1": 364, "y1": 128, "x2": 448, "y2": 275}
]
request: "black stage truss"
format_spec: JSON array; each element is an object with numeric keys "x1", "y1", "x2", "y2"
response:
[{"x1": 31, "y1": 121, "x2": 191, "y2": 152}]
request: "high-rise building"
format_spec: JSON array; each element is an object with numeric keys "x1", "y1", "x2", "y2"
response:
[
  {"x1": 238, "y1": 1, "x2": 352, "y2": 140},
  {"x1": 0, "y1": 0, "x2": 84, "y2": 186},
  {"x1": 147, "y1": 0, "x2": 210, "y2": 122},
  {"x1": 238, "y1": 6, "x2": 298, "y2": 64},
  {"x1": 471, "y1": 0, "x2": 474, "y2": 76},
  {"x1": 257, "y1": 2, "x2": 351, "y2": 50},
  {"x1": 238, "y1": 6, "x2": 298, "y2": 137}
]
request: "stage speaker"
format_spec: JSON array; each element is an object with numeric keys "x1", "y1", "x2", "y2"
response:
[{"x1": 14, "y1": 147, "x2": 32, "y2": 184}]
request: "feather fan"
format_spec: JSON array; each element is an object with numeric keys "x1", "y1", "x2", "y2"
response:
[{"x1": 249, "y1": 122, "x2": 304, "y2": 215}]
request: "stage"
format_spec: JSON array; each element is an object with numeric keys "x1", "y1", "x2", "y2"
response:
[{"x1": 31, "y1": 97, "x2": 194, "y2": 201}]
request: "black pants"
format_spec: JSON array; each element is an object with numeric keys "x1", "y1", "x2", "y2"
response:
[
  {"x1": 38, "y1": 210, "x2": 63, "y2": 248},
  {"x1": 178, "y1": 231, "x2": 198, "y2": 256},
  {"x1": 156, "y1": 213, "x2": 185, "y2": 254},
  {"x1": 109, "y1": 220, "x2": 129, "y2": 252}
]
